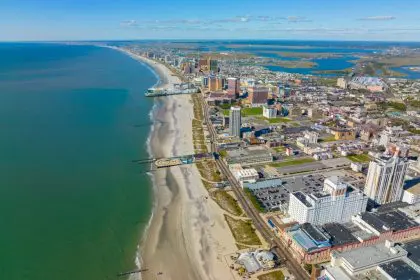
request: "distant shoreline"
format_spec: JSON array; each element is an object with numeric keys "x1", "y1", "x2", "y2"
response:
[{"x1": 107, "y1": 45, "x2": 237, "y2": 280}]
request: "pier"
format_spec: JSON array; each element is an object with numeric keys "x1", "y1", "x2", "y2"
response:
[
  {"x1": 133, "y1": 153, "x2": 213, "y2": 168},
  {"x1": 117, "y1": 268, "x2": 148, "y2": 277},
  {"x1": 145, "y1": 83, "x2": 199, "y2": 97}
]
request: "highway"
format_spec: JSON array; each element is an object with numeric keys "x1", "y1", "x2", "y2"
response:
[{"x1": 199, "y1": 94, "x2": 310, "y2": 280}]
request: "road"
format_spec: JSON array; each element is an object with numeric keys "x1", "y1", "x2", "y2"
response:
[{"x1": 200, "y1": 94, "x2": 310, "y2": 280}]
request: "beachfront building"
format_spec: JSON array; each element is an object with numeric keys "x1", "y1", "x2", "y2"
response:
[
  {"x1": 288, "y1": 176, "x2": 368, "y2": 225},
  {"x1": 229, "y1": 106, "x2": 241, "y2": 138},
  {"x1": 364, "y1": 155, "x2": 409, "y2": 205}
]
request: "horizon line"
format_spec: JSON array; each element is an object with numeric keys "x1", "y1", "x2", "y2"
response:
[{"x1": 1, "y1": 38, "x2": 420, "y2": 43}]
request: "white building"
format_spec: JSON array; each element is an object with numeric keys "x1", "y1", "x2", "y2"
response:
[
  {"x1": 262, "y1": 105, "x2": 277, "y2": 119},
  {"x1": 350, "y1": 162, "x2": 363, "y2": 172},
  {"x1": 242, "y1": 178, "x2": 282, "y2": 190},
  {"x1": 288, "y1": 176, "x2": 368, "y2": 225},
  {"x1": 364, "y1": 155, "x2": 409, "y2": 205},
  {"x1": 304, "y1": 131, "x2": 319, "y2": 144},
  {"x1": 324, "y1": 241, "x2": 407, "y2": 278},
  {"x1": 229, "y1": 106, "x2": 241, "y2": 138},
  {"x1": 233, "y1": 168, "x2": 259, "y2": 183},
  {"x1": 402, "y1": 183, "x2": 420, "y2": 204}
]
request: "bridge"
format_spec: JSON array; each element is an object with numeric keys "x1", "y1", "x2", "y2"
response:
[{"x1": 133, "y1": 152, "x2": 214, "y2": 168}]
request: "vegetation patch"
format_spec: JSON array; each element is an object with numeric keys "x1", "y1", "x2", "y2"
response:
[
  {"x1": 273, "y1": 146, "x2": 286, "y2": 153},
  {"x1": 196, "y1": 159, "x2": 222, "y2": 182},
  {"x1": 224, "y1": 215, "x2": 262, "y2": 246},
  {"x1": 270, "y1": 158, "x2": 315, "y2": 168},
  {"x1": 244, "y1": 188, "x2": 266, "y2": 213},
  {"x1": 242, "y1": 107, "x2": 263, "y2": 116},
  {"x1": 387, "y1": 101, "x2": 407, "y2": 112},
  {"x1": 257, "y1": 270, "x2": 285, "y2": 280},
  {"x1": 212, "y1": 190, "x2": 243, "y2": 216},
  {"x1": 320, "y1": 135, "x2": 336, "y2": 142},
  {"x1": 346, "y1": 154, "x2": 371, "y2": 163},
  {"x1": 267, "y1": 117, "x2": 292, "y2": 124}
]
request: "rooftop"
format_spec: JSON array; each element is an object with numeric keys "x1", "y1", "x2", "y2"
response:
[
  {"x1": 293, "y1": 191, "x2": 312, "y2": 207},
  {"x1": 379, "y1": 260, "x2": 420, "y2": 280},
  {"x1": 322, "y1": 223, "x2": 358, "y2": 246},
  {"x1": 360, "y1": 212, "x2": 389, "y2": 233},
  {"x1": 406, "y1": 183, "x2": 420, "y2": 195},
  {"x1": 403, "y1": 239, "x2": 420, "y2": 266},
  {"x1": 376, "y1": 210, "x2": 418, "y2": 231},
  {"x1": 333, "y1": 242, "x2": 407, "y2": 270}
]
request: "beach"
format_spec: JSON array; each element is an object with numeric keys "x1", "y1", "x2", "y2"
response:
[{"x1": 116, "y1": 49, "x2": 237, "y2": 280}]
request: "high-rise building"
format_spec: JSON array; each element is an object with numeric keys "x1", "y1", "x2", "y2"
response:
[
  {"x1": 227, "y1": 77, "x2": 240, "y2": 96},
  {"x1": 248, "y1": 86, "x2": 268, "y2": 106},
  {"x1": 229, "y1": 106, "x2": 241, "y2": 138},
  {"x1": 364, "y1": 155, "x2": 409, "y2": 205},
  {"x1": 288, "y1": 176, "x2": 368, "y2": 225},
  {"x1": 208, "y1": 58, "x2": 218, "y2": 73},
  {"x1": 208, "y1": 75, "x2": 223, "y2": 91}
]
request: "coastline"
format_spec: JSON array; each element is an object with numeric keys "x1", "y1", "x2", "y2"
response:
[{"x1": 112, "y1": 47, "x2": 237, "y2": 280}]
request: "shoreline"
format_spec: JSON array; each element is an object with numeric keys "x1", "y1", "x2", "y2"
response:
[{"x1": 111, "y1": 47, "x2": 237, "y2": 280}]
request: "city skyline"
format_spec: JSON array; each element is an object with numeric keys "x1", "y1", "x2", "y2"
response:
[{"x1": 1, "y1": 0, "x2": 420, "y2": 41}]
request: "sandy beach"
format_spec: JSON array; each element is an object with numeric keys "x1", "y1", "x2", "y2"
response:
[{"x1": 115, "y1": 48, "x2": 237, "y2": 280}]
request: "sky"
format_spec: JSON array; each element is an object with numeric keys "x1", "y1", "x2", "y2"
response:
[{"x1": 1, "y1": 0, "x2": 420, "y2": 41}]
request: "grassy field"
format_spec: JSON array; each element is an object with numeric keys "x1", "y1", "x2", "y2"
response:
[
  {"x1": 242, "y1": 107, "x2": 263, "y2": 116},
  {"x1": 270, "y1": 158, "x2": 315, "y2": 168},
  {"x1": 346, "y1": 154, "x2": 371, "y2": 163},
  {"x1": 267, "y1": 117, "x2": 292, "y2": 124},
  {"x1": 273, "y1": 146, "x2": 286, "y2": 153},
  {"x1": 222, "y1": 107, "x2": 263, "y2": 117},
  {"x1": 320, "y1": 135, "x2": 336, "y2": 142},
  {"x1": 212, "y1": 190, "x2": 243, "y2": 216},
  {"x1": 244, "y1": 188, "x2": 266, "y2": 213},
  {"x1": 258, "y1": 271, "x2": 285, "y2": 280},
  {"x1": 224, "y1": 215, "x2": 262, "y2": 246}
]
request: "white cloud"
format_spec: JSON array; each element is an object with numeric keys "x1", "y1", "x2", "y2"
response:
[
  {"x1": 287, "y1": 16, "x2": 312, "y2": 23},
  {"x1": 120, "y1": 20, "x2": 138, "y2": 27},
  {"x1": 359, "y1": 16, "x2": 396, "y2": 21}
]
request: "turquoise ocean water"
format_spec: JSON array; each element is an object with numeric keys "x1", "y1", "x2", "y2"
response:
[{"x1": 0, "y1": 43, "x2": 157, "y2": 280}]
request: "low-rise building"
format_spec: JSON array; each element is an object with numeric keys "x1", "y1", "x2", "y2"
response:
[
  {"x1": 233, "y1": 168, "x2": 259, "y2": 183},
  {"x1": 262, "y1": 105, "x2": 278, "y2": 119},
  {"x1": 330, "y1": 128, "x2": 356, "y2": 141},
  {"x1": 225, "y1": 146, "x2": 273, "y2": 166},
  {"x1": 325, "y1": 241, "x2": 407, "y2": 277},
  {"x1": 403, "y1": 183, "x2": 420, "y2": 204}
]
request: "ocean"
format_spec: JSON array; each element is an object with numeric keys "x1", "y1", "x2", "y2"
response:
[{"x1": 0, "y1": 43, "x2": 157, "y2": 280}]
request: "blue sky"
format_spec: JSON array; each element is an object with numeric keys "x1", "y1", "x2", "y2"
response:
[{"x1": 1, "y1": 0, "x2": 420, "y2": 41}]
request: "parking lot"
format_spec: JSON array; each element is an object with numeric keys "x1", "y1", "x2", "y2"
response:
[
  {"x1": 251, "y1": 173, "x2": 327, "y2": 211},
  {"x1": 249, "y1": 170, "x2": 365, "y2": 212}
]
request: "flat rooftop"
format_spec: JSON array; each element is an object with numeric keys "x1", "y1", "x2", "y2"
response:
[
  {"x1": 301, "y1": 223, "x2": 330, "y2": 243},
  {"x1": 335, "y1": 242, "x2": 407, "y2": 270},
  {"x1": 227, "y1": 146, "x2": 271, "y2": 158},
  {"x1": 403, "y1": 239, "x2": 420, "y2": 266},
  {"x1": 322, "y1": 223, "x2": 358, "y2": 246},
  {"x1": 406, "y1": 183, "x2": 420, "y2": 195},
  {"x1": 293, "y1": 191, "x2": 312, "y2": 207},
  {"x1": 360, "y1": 212, "x2": 389, "y2": 233},
  {"x1": 379, "y1": 260, "x2": 420, "y2": 280},
  {"x1": 376, "y1": 210, "x2": 418, "y2": 231}
]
